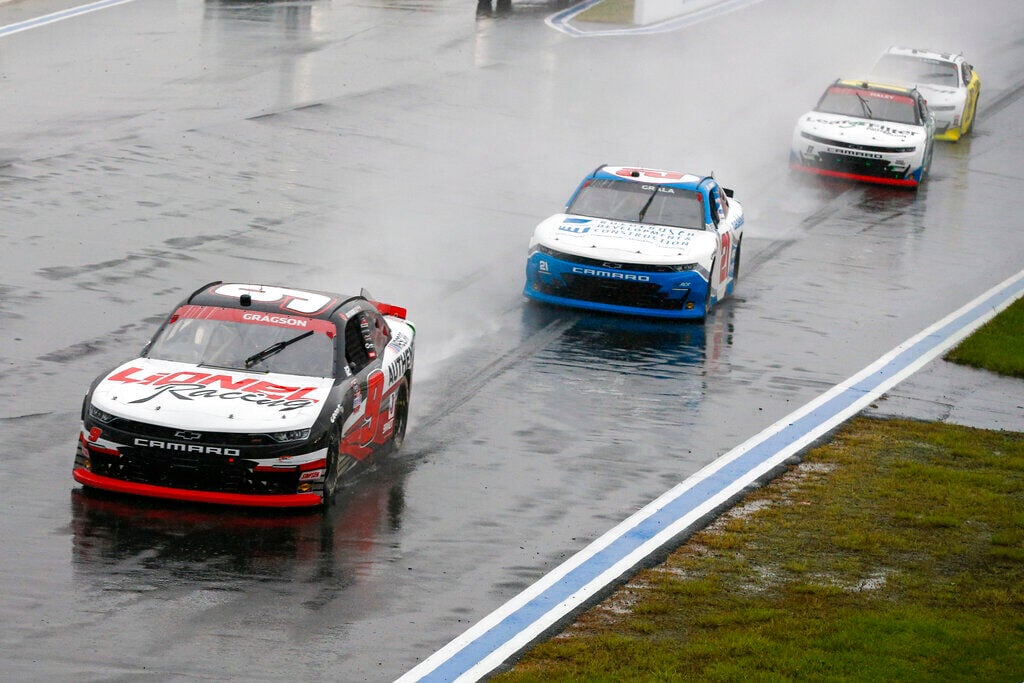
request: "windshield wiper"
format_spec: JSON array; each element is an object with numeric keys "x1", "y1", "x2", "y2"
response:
[
  {"x1": 856, "y1": 93, "x2": 873, "y2": 119},
  {"x1": 244, "y1": 331, "x2": 314, "y2": 369},
  {"x1": 637, "y1": 187, "x2": 660, "y2": 223}
]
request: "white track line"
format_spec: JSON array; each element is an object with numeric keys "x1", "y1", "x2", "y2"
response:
[{"x1": 0, "y1": 0, "x2": 138, "y2": 38}]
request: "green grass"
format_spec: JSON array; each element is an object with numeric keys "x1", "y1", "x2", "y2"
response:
[
  {"x1": 496, "y1": 297, "x2": 1024, "y2": 681},
  {"x1": 946, "y1": 295, "x2": 1024, "y2": 377},
  {"x1": 496, "y1": 418, "x2": 1024, "y2": 681},
  {"x1": 574, "y1": 0, "x2": 634, "y2": 24}
]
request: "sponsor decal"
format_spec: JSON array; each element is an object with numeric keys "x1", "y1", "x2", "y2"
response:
[
  {"x1": 385, "y1": 346, "x2": 413, "y2": 386},
  {"x1": 386, "y1": 330, "x2": 412, "y2": 353},
  {"x1": 351, "y1": 379, "x2": 363, "y2": 410},
  {"x1": 106, "y1": 366, "x2": 321, "y2": 412},
  {"x1": 559, "y1": 223, "x2": 591, "y2": 234},
  {"x1": 241, "y1": 312, "x2": 309, "y2": 327},
  {"x1": 827, "y1": 147, "x2": 884, "y2": 159},
  {"x1": 172, "y1": 305, "x2": 335, "y2": 335},
  {"x1": 570, "y1": 221, "x2": 696, "y2": 248},
  {"x1": 572, "y1": 267, "x2": 651, "y2": 282},
  {"x1": 359, "y1": 316, "x2": 377, "y2": 360},
  {"x1": 133, "y1": 438, "x2": 241, "y2": 456},
  {"x1": 829, "y1": 86, "x2": 913, "y2": 103},
  {"x1": 804, "y1": 117, "x2": 914, "y2": 139}
]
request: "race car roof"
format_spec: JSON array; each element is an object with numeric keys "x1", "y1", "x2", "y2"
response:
[
  {"x1": 185, "y1": 281, "x2": 361, "y2": 321},
  {"x1": 588, "y1": 165, "x2": 717, "y2": 193},
  {"x1": 883, "y1": 46, "x2": 961, "y2": 64}
]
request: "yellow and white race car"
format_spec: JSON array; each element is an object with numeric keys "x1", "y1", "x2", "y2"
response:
[{"x1": 870, "y1": 46, "x2": 980, "y2": 142}]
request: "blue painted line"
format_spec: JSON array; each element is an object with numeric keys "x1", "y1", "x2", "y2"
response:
[
  {"x1": 398, "y1": 269, "x2": 1024, "y2": 682},
  {"x1": 0, "y1": 0, "x2": 138, "y2": 38}
]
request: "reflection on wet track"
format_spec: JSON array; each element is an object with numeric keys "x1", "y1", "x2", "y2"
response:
[{"x1": 1, "y1": 0, "x2": 1024, "y2": 680}]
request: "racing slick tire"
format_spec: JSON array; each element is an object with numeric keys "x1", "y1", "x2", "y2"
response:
[
  {"x1": 701, "y1": 257, "x2": 716, "y2": 321},
  {"x1": 733, "y1": 239, "x2": 742, "y2": 288},
  {"x1": 963, "y1": 88, "x2": 979, "y2": 137},
  {"x1": 383, "y1": 378, "x2": 410, "y2": 457},
  {"x1": 323, "y1": 426, "x2": 343, "y2": 507}
]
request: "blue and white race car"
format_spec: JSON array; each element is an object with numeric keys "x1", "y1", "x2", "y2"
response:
[{"x1": 523, "y1": 165, "x2": 744, "y2": 320}]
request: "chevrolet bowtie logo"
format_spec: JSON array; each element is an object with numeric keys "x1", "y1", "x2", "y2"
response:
[
  {"x1": 602, "y1": 262, "x2": 623, "y2": 269},
  {"x1": 174, "y1": 431, "x2": 202, "y2": 441}
]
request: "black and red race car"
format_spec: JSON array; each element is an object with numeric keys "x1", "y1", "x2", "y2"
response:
[{"x1": 73, "y1": 281, "x2": 415, "y2": 508}]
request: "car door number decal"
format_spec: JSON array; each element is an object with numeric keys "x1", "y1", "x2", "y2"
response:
[{"x1": 720, "y1": 232, "x2": 731, "y2": 283}]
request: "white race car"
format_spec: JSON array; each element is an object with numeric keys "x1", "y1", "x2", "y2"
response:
[
  {"x1": 871, "y1": 46, "x2": 980, "y2": 142},
  {"x1": 74, "y1": 282, "x2": 415, "y2": 508},
  {"x1": 524, "y1": 165, "x2": 743, "y2": 320},
  {"x1": 790, "y1": 79, "x2": 936, "y2": 188}
]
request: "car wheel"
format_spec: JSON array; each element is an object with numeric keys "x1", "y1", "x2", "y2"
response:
[
  {"x1": 701, "y1": 257, "x2": 716, "y2": 321},
  {"x1": 322, "y1": 426, "x2": 341, "y2": 507},
  {"x1": 384, "y1": 379, "x2": 410, "y2": 456},
  {"x1": 964, "y1": 88, "x2": 979, "y2": 137},
  {"x1": 732, "y1": 240, "x2": 742, "y2": 289}
]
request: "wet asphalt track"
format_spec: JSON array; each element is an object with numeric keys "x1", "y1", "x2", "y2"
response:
[{"x1": 1, "y1": 0, "x2": 1023, "y2": 679}]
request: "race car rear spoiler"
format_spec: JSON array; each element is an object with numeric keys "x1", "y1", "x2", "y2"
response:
[
  {"x1": 374, "y1": 301, "x2": 408, "y2": 319},
  {"x1": 360, "y1": 288, "x2": 407, "y2": 319}
]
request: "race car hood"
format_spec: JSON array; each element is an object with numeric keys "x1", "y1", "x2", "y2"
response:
[
  {"x1": 90, "y1": 358, "x2": 332, "y2": 432},
  {"x1": 796, "y1": 112, "x2": 927, "y2": 146},
  {"x1": 532, "y1": 213, "x2": 716, "y2": 265}
]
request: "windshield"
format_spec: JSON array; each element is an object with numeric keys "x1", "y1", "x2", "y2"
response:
[
  {"x1": 147, "y1": 306, "x2": 335, "y2": 377},
  {"x1": 873, "y1": 54, "x2": 959, "y2": 88},
  {"x1": 815, "y1": 86, "x2": 920, "y2": 125},
  {"x1": 568, "y1": 179, "x2": 705, "y2": 230}
]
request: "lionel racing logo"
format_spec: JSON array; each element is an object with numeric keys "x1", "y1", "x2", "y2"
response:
[
  {"x1": 107, "y1": 367, "x2": 320, "y2": 412},
  {"x1": 572, "y1": 267, "x2": 651, "y2": 282},
  {"x1": 134, "y1": 438, "x2": 241, "y2": 456}
]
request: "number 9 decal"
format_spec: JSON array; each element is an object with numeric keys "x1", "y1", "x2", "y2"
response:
[{"x1": 214, "y1": 284, "x2": 335, "y2": 314}]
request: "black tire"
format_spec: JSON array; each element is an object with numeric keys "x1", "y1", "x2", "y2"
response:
[
  {"x1": 322, "y1": 426, "x2": 341, "y2": 507},
  {"x1": 732, "y1": 240, "x2": 741, "y2": 289},
  {"x1": 701, "y1": 257, "x2": 716, "y2": 321},
  {"x1": 963, "y1": 88, "x2": 979, "y2": 137},
  {"x1": 384, "y1": 379, "x2": 410, "y2": 456}
]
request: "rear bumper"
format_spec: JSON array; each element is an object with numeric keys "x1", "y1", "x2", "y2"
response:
[{"x1": 73, "y1": 468, "x2": 323, "y2": 508}]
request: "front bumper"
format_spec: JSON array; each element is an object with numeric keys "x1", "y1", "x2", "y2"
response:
[
  {"x1": 789, "y1": 148, "x2": 922, "y2": 188},
  {"x1": 72, "y1": 468, "x2": 323, "y2": 507},
  {"x1": 523, "y1": 252, "x2": 711, "y2": 319},
  {"x1": 74, "y1": 426, "x2": 329, "y2": 508}
]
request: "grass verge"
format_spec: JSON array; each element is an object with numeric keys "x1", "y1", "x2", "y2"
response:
[
  {"x1": 574, "y1": 0, "x2": 634, "y2": 24},
  {"x1": 497, "y1": 296, "x2": 1024, "y2": 680},
  {"x1": 946, "y1": 295, "x2": 1024, "y2": 378},
  {"x1": 497, "y1": 418, "x2": 1024, "y2": 681}
]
